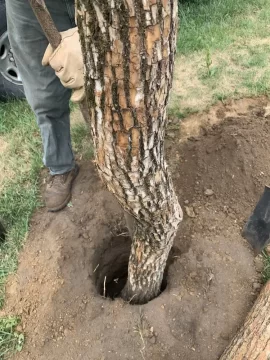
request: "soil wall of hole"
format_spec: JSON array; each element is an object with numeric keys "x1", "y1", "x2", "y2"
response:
[{"x1": 3, "y1": 97, "x2": 269, "y2": 360}]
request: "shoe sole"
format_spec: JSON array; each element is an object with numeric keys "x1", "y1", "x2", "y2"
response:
[{"x1": 47, "y1": 165, "x2": 80, "y2": 212}]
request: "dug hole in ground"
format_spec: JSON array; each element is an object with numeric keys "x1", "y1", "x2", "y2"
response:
[{"x1": 2, "y1": 96, "x2": 269, "y2": 360}]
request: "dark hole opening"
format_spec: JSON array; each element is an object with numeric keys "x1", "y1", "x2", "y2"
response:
[
  {"x1": 93, "y1": 235, "x2": 130, "y2": 300},
  {"x1": 8, "y1": 69, "x2": 18, "y2": 79},
  {"x1": 0, "y1": 45, "x2": 5, "y2": 57},
  {"x1": 93, "y1": 234, "x2": 181, "y2": 302},
  {"x1": 101, "y1": 261, "x2": 128, "y2": 299}
]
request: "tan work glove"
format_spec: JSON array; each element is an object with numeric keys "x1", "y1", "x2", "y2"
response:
[{"x1": 42, "y1": 27, "x2": 85, "y2": 103}]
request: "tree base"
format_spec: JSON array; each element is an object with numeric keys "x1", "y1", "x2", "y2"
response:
[
  {"x1": 93, "y1": 234, "x2": 169, "y2": 304},
  {"x1": 121, "y1": 279, "x2": 167, "y2": 305}
]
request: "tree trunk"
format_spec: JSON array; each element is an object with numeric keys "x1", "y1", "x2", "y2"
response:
[
  {"x1": 220, "y1": 281, "x2": 270, "y2": 360},
  {"x1": 76, "y1": 0, "x2": 182, "y2": 304}
]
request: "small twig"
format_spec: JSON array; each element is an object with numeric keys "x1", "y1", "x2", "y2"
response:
[
  {"x1": 128, "y1": 294, "x2": 137, "y2": 303},
  {"x1": 103, "y1": 276, "x2": 107, "y2": 298},
  {"x1": 117, "y1": 232, "x2": 129, "y2": 237},
  {"x1": 140, "y1": 348, "x2": 146, "y2": 360},
  {"x1": 93, "y1": 264, "x2": 99, "y2": 273},
  {"x1": 133, "y1": 309, "x2": 146, "y2": 360},
  {"x1": 139, "y1": 329, "x2": 146, "y2": 351}
]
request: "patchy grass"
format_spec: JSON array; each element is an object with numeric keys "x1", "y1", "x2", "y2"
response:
[
  {"x1": 262, "y1": 251, "x2": 270, "y2": 282},
  {"x1": 0, "y1": 101, "x2": 92, "y2": 357},
  {"x1": 0, "y1": 101, "x2": 42, "y2": 306},
  {"x1": 0, "y1": 317, "x2": 24, "y2": 358},
  {"x1": 178, "y1": 0, "x2": 270, "y2": 54},
  {"x1": 71, "y1": 121, "x2": 93, "y2": 161},
  {"x1": 0, "y1": 101, "x2": 41, "y2": 358},
  {"x1": 0, "y1": 102, "x2": 93, "y2": 306},
  {"x1": 169, "y1": 0, "x2": 270, "y2": 115}
]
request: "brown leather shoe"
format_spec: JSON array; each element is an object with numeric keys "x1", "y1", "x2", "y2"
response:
[{"x1": 45, "y1": 164, "x2": 79, "y2": 212}]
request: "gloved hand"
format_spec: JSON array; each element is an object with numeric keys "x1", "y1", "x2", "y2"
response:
[{"x1": 42, "y1": 27, "x2": 85, "y2": 103}]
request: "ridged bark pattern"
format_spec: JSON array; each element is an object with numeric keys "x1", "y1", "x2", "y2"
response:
[
  {"x1": 220, "y1": 281, "x2": 270, "y2": 360},
  {"x1": 77, "y1": 0, "x2": 182, "y2": 304}
]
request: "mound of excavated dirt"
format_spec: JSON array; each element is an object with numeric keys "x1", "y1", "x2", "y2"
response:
[{"x1": 3, "y1": 97, "x2": 270, "y2": 360}]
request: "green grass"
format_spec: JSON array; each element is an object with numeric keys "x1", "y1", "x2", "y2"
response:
[
  {"x1": 170, "y1": 0, "x2": 270, "y2": 116},
  {"x1": 0, "y1": 317, "x2": 24, "y2": 358},
  {"x1": 232, "y1": 47, "x2": 269, "y2": 68},
  {"x1": 0, "y1": 101, "x2": 42, "y2": 306},
  {"x1": 262, "y1": 251, "x2": 270, "y2": 283},
  {"x1": 0, "y1": 101, "x2": 42, "y2": 358},
  {"x1": 71, "y1": 122, "x2": 94, "y2": 161},
  {"x1": 178, "y1": 0, "x2": 270, "y2": 54}
]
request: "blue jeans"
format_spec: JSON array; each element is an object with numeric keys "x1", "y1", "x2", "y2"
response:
[{"x1": 6, "y1": 0, "x2": 76, "y2": 175}]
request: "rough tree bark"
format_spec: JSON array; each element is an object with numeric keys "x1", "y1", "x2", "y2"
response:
[
  {"x1": 76, "y1": 0, "x2": 182, "y2": 304},
  {"x1": 220, "y1": 280, "x2": 270, "y2": 360}
]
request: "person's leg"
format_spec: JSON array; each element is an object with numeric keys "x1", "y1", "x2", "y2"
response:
[{"x1": 6, "y1": 0, "x2": 76, "y2": 175}]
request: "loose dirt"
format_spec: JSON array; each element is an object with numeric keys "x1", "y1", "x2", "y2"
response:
[{"x1": 3, "y1": 97, "x2": 270, "y2": 360}]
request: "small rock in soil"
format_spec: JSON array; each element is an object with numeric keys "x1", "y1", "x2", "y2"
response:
[
  {"x1": 185, "y1": 206, "x2": 196, "y2": 218},
  {"x1": 265, "y1": 245, "x2": 270, "y2": 255},
  {"x1": 252, "y1": 282, "x2": 261, "y2": 290},
  {"x1": 263, "y1": 104, "x2": 270, "y2": 117},
  {"x1": 204, "y1": 189, "x2": 214, "y2": 196},
  {"x1": 149, "y1": 336, "x2": 157, "y2": 344},
  {"x1": 16, "y1": 325, "x2": 23, "y2": 333},
  {"x1": 254, "y1": 256, "x2": 264, "y2": 273},
  {"x1": 190, "y1": 271, "x2": 197, "y2": 279}
]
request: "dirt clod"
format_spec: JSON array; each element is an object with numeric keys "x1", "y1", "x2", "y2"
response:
[
  {"x1": 204, "y1": 189, "x2": 214, "y2": 196},
  {"x1": 185, "y1": 206, "x2": 196, "y2": 218},
  {"x1": 252, "y1": 282, "x2": 261, "y2": 291},
  {"x1": 254, "y1": 256, "x2": 264, "y2": 273}
]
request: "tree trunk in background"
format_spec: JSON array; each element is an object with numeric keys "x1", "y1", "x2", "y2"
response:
[
  {"x1": 76, "y1": 0, "x2": 182, "y2": 304},
  {"x1": 220, "y1": 281, "x2": 270, "y2": 360}
]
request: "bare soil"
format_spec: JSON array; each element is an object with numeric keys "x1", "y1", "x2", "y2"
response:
[{"x1": 3, "y1": 97, "x2": 270, "y2": 360}]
